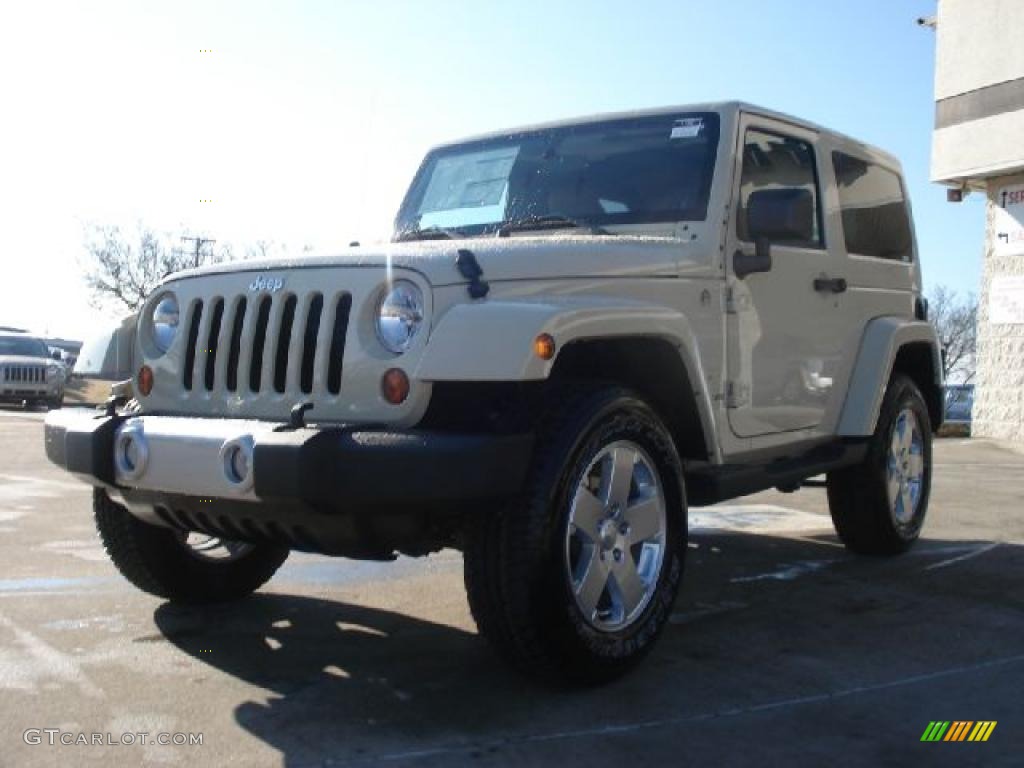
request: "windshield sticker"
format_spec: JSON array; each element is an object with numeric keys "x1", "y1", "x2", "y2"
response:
[{"x1": 670, "y1": 118, "x2": 703, "y2": 139}]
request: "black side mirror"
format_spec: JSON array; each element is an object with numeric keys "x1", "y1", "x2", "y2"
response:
[
  {"x1": 747, "y1": 187, "x2": 814, "y2": 243},
  {"x1": 735, "y1": 188, "x2": 815, "y2": 279}
]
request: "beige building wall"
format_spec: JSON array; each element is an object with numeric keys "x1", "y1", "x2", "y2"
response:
[
  {"x1": 932, "y1": 0, "x2": 1024, "y2": 184},
  {"x1": 974, "y1": 173, "x2": 1024, "y2": 442},
  {"x1": 930, "y1": 0, "x2": 1024, "y2": 446}
]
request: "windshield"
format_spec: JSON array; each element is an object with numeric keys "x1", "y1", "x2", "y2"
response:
[
  {"x1": 0, "y1": 336, "x2": 49, "y2": 357},
  {"x1": 395, "y1": 111, "x2": 720, "y2": 239}
]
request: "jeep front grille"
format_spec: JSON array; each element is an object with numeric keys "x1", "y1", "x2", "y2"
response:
[
  {"x1": 1, "y1": 365, "x2": 46, "y2": 384},
  {"x1": 182, "y1": 291, "x2": 352, "y2": 396}
]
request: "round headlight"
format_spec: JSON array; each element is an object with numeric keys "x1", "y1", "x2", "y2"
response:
[
  {"x1": 376, "y1": 281, "x2": 424, "y2": 354},
  {"x1": 151, "y1": 293, "x2": 179, "y2": 354}
]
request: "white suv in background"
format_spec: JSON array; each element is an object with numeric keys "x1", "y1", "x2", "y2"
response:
[{"x1": 0, "y1": 332, "x2": 65, "y2": 409}]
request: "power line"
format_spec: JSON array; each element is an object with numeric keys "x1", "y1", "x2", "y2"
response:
[{"x1": 181, "y1": 236, "x2": 216, "y2": 268}]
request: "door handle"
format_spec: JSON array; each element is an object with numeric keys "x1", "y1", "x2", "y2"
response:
[{"x1": 813, "y1": 276, "x2": 847, "y2": 294}]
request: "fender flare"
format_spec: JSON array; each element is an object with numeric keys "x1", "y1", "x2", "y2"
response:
[
  {"x1": 414, "y1": 298, "x2": 721, "y2": 462},
  {"x1": 836, "y1": 317, "x2": 943, "y2": 437}
]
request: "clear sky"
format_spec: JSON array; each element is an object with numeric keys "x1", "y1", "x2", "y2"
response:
[{"x1": 0, "y1": 0, "x2": 984, "y2": 341}]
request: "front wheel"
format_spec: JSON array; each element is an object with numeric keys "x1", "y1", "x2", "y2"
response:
[
  {"x1": 464, "y1": 384, "x2": 686, "y2": 684},
  {"x1": 93, "y1": 489, "x2": 289, "y2": 603},
  {"x1": 827, "y1": 375, "x2": 933, "y2": 554}
]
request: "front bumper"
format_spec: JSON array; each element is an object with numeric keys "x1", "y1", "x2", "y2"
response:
[
  {"x1": 1, "y1": 385, "x2": 59, "y2": 402},
  {"x1": 44, "y1": 409, "x2": 533, "y2": 553}
]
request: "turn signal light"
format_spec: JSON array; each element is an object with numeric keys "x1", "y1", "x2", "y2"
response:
[
  {"x1": 534, "y1": 333, "x2": 556, "y2": 361},
  {"x1": 381, "y1": 368, "x2": 410, "y2": 405},
  {"x1": 138, "y1": 365, "x2": 154, "y2": 396}
]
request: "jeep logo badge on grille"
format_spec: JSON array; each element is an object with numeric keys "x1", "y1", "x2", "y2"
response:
[{"x1": 249, "y1": 275, "x2": 285, "y2": 293}]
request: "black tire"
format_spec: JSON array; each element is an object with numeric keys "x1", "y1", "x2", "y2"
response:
[
  {"x1": 93, "y1": 488, "x2": 289, "y2": 603},
  {"x1": 47, "y1": 396, "x2": 63, "y2": 410},
  {"x1": 464, "y1": 383, "x2": 686, "y2": 684},
  {"x1": 827, "y1": 375, "x2": 932, "y2": 555}
]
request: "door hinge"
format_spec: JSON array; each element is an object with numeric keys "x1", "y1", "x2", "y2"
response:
[
  {"x1": 725, "y1": 380, "x2": 749, "y2": 408},
  {"x1": 724, "y1": 285, "x2": 751, "y2": 314}
]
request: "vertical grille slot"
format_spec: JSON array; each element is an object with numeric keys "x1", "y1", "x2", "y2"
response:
[
  {"x1": 300, "y1": 293, "x2": 324, "y2": 394},
  {"x1": 249, "y1": 297, "x2": 273, "y2": 392},
  {"x1": 326, "y1": 293, "x2": 352, "y2": 395},
  {"x1": 183, "y1": 300, "x2": 204, "y2": 391},
  {"x1": 273, "y1": 295, "x2": 298, "y2": 393},
  {"x1": 226, "y1": 298, "x2": 247, "y2": 392},
  {"x1": 203, "y1": 298, "x2": 225, "y2": 391}
]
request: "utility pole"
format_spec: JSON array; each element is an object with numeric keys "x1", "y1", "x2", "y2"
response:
[{"x1": 181, "y1": 236, "x2": 216, "y2": 268}]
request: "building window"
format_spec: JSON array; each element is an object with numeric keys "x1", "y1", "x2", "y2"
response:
[{"x1": 832, "y1": 151, "x2": 913, "y2": 261}]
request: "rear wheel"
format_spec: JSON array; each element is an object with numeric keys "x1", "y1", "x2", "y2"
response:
[
  {"x1": 464, "y1": 384, "x2": 686, "y2": 684},
  {"x1": 827, "y1": 375, "x2": 932, "y2": 554},
  {"x1": 93, "y1": 489, "x2": 289, "y2": 602}
]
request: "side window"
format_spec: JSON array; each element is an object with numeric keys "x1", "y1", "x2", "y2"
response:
[
  {"x1": 737, "y1": 128, "x2": 823, "y2": 248},
  {"x1": 832, "y1": 151, "x2": 913, "y2": 261}
]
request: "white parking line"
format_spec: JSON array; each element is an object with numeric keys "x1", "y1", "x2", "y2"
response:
[
  {"x1": 0, "y1": 474, "x2": 91, "y2": 500},
  {"x1": 0, "y1": 611, "x2": 103, "y2": 697},
  {"x1": 339, "y1": 653, "x2": 1024, "y2": 765},
  {"x1": 924, "y1": 542, "x2": 1001, "y2": 571},
  {"x1": 691, "y1": 505, "x2": 831, "y2": 534}
]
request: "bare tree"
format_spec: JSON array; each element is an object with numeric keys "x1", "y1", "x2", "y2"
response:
[
  {"x1": 245, "y1": 240, "x2": 315, "y2": 260},
  {"x1": 82, "y1": 225, "x2": 228, "y2": 312},
  {"x1": 246, "y1": 239, "x2": 276, "y2": 260},
  {"x1": 928, "y1": 286, "x2": 978, "y2": 383}
]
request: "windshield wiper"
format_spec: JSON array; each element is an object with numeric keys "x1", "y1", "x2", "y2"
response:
[
  {"x1": 497, "y1": 214, "x2": 609, "y2": 237},
  {"x1": 395, "y1": 226, "x2": 459, "y2": 242}
]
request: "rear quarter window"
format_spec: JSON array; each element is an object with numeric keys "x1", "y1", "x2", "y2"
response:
[{"x1": 831, "y1": 151, "x2": 913, "y2": 261}]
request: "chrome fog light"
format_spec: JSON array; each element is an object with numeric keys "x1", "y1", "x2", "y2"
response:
[
  {"x1": 114, "y1": 422, "x2": 148, "y2": 480},
  {"x1": 219, "y1": 435, "x2": 255, "y2": 492}
]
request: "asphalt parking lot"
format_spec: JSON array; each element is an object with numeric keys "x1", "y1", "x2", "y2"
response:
[{"x1": 1, "y1": 407, "x2": 1022, "y2": 767}]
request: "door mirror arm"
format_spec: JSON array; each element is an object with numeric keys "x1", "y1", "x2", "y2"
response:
[{"x1": 734, "y1": 238, "x2": 773, "y2": 279}]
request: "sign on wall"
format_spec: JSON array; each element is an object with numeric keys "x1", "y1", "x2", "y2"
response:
[
  {"x1": 990, "y1": 276, "x2": 1024, "y2": 325},
  {"x1": 995, "y1": 184, "x2": 1024, "y2": 256}
]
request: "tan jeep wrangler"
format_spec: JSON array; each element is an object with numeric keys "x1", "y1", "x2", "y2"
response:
[{"x1": 45, "y1": 102, "x2": 943, "y2": 683}]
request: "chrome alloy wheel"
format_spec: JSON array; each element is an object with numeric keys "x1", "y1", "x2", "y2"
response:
[
  {"x1": 887, "y1": 408, "x2": 925, "y2": 525},
  {"x1": 179, "y1": 531, "x2": 254, "y2": 562},
  {"x1": 565, "y1": 440, "x2": 667, "y2": 632}
]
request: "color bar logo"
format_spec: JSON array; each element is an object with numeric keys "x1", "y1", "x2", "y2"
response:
[{"x1": 921, "y1": 721, "x2": 997, "y2": 742}]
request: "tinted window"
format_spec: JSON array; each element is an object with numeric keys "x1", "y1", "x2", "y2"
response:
[
  {"x1": 832, "y1": 151, "x2": 912, "y2": 261},
  {"x1": 737, "y1": 128, "x2": 823, "y2": 247},
  {"x1": 396, "y1": 112, "x2": 721, "y2": 237}
]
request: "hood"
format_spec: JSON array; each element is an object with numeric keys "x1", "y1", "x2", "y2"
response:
[
  {"x1": 0, "y1": 355, "x2": 52, "y2": 366},
  {"x1": 163, "y1": 235, "x2": 707, "y2": 288}
]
